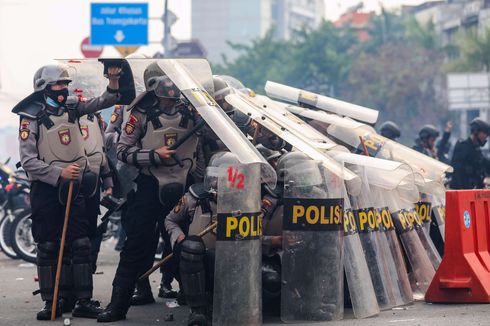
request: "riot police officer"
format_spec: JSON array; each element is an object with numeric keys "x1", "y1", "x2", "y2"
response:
[
  {"x1": 413, "y1": 124, "x2": 440, "y2": 158},
  {"x1": 379, "y1": 121, "x2": 401, "y2": 141},
  {"x1": 13, "y1": 63, "x2": 121, "y2": 320},
  {"x1": 165, "y1": 152, "x2": 283, "y2": 325},
  {"x1": 97, "y1": 62, "x2": 201, "y2": 322},
  {"x1": 450, "y1": 118, "x2": 490, "y2": 189}
]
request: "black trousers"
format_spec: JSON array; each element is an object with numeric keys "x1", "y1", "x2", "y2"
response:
[
  {"x1": 86, "y1": 185, "x2": 103, "y2": 272},
  {"x1": 112, "y1": 174, "x2": 177, "y2": 289},
  {"x1": 30, "y1": 181, "x2": 88, "y2": 244}
]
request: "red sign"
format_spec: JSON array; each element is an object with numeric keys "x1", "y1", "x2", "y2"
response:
[{"x1": 80, "y1": 37, "x2": 104, "y2": 58}]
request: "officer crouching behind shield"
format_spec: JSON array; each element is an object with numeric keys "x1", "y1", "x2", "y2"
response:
[
  {"x1": 13, "y1": 63, "x2": 122, "y2": 320},
  {"x1": 98, "y1": 62, "x2": 201, "y2": 322},
  {"x1": 165, "y1": 151, "x2": 284, "y2": 325}
]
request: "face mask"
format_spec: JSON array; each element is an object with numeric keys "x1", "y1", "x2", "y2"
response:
[
  {"x1": 478, "y1": 138, "x2": 487, "y2": 147},
  {"x1": 45, "y1": 88, "x2": 69, "y2": 107}
]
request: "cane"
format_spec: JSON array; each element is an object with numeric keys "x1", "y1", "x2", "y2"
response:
[
  {"x1": 51, "y1": 180, "x2": 74, "y2": 320},
  {"x1": 138, "y1": 221, "x2": 218, "y2": 280}
]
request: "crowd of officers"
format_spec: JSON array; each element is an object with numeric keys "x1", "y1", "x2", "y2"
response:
[
  {"x1": 13, "y1": 59, "x2": 490, "y2": 325},
  {"x1": 379, "y1": 118, "x2": 490, "y2": 189}
]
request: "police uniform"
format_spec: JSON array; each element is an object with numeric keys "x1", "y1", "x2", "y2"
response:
[
  {"x1": 79, "y1": 112, "x2": 114, "y2": 272},
  {"x1": 98, "y1": 91, "x2": 199, "y2": 321},
  {"x1": 16, "y1": 87, "x2": 119, "y2": 319},
  {"x1": 165, "y1": 183, "x2": 283, "y2": 323},
  {"x1": 450, "y1": 138, "x2": 488, "y2": 189}
]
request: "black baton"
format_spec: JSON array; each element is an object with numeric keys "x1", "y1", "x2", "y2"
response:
[{"x1": 169, "y1": 119, "x2": 207, "y2": 167}]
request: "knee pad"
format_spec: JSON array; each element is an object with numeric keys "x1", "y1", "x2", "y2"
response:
[
  {"x1": 180, "y1": 236, "x2": 205, "y2": 271},
  {"x1": 37, "y1": 242, "x2": 59, "y2": 301},
  {"x1": 72, "y1": 237, "x2": 91, "y2": 264},
  {"x1": 71, "y1": 237, "x2": 93, "y2": 299},
  {"x1": 262, "y1": 259, "x2": 281, "y2": 300},
  {"x1": 179, "y1": 236, "x2": 207, "y2": 308}
]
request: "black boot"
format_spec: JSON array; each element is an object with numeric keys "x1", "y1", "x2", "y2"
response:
[
  {"x1": 36, "y1": 300, "x2": 62, "y2": 320},
  {"x1": 130, "y1": 278, "x2": 155, "y2": 306},
  {"x1": 97, "y1": 286, "x2": 132, "y2": 323},
  {"x1": 72, "y1": 299, "x2": 103, "y2": 318},
  {"x1": 187, "y1": 307, "x2": 207, "y2": 326}
]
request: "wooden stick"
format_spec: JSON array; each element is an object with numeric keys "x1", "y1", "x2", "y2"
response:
[
  {"x1": 139, "y1": 221, "x2": 218, "y2": 280},
  {"x1": 51, "y1": 181, "x2": 74, "y2": 320},
  {"x1": 359, "y1": 136, "x2": 370, "y2": 157}
]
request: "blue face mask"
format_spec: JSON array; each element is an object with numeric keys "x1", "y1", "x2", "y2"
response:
[
  {"x1": 45, "y1": 88, "x2": 69, "y2": 108},
  {"x1": 46, "y1": 96, "x2": 60, "y2": 108}
]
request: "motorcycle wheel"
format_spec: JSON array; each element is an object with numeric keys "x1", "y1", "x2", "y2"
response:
[
  {"x1": 10, "y1": 209, "x2": 36, "y2": 263},
  {"x1": 0, "y1": 214, "x2": 18, "y2": 259}
]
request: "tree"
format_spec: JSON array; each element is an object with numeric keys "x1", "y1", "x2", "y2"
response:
[
  {"x1": 344, "y1": 42, "x2": 446, "y2": 141},
  {"x1": 215, "y1": 22, "x2": 357, "y2": 95},
  {"x1": 446, "y1": 28, "x2": 490, "y2": 72}
]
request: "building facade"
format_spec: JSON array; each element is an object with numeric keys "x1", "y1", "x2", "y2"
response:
[{"x1": 191, "y1": 0, "x2": 324, "y2": 64}]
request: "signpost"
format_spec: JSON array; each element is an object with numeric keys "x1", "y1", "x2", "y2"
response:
[
  {"x1": 80, "y1": 37, "x2": 104, "y2": 58},
  {"x1": 90, "y1": 3, "x2": 149, "y2": 46}
]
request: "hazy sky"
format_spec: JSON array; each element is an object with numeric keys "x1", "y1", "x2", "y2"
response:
[{"x1": 0, "y1": 0, "x2": 435, "y2": 128}]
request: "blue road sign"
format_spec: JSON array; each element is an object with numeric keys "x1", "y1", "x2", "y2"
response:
[{"x1": 91, "y1": 3, "x2": 148, "y2": 46}]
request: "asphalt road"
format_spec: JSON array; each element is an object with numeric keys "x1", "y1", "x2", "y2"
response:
[{"x1": 1, "y1": 240, "x2": 490, "y2": 326}]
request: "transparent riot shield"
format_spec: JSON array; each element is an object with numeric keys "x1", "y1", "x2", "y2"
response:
[
  {"x1": 282, "y1": 104, "x2": 452, "y2": 183},
  {"x1": 372, "y1": 186, "x2": 413, "y2": 306},
  {"x1": 385, "y1": 191, "x2": 435, "y2": 294},
  {"x1": 225, "y1": 92, "x2": 361, "y2": 195},
  {"x1": 213, "y1": 161, "x2": 262, "y2": 326},
  {"x1": 281, "y1": 158, "x2": 344, "y2": 322},
  {"x1": 403, "y1": 198, "x2": 442, "y2": 270},
  {"x1": 154, "y1": 59, "x2": 276, "y2": 187},
  {"x1": 348, "y1": 166, "x2": 397, "y2": 310},
  {"x1": 343, "y1": 195, "x2": 380, "y2": 319},
  {"x1": 265, "y1": 81, "x2": 379, "y2": 124},
  {"x1": 57, "y1": 59, "x2": 136, "y2": 104}
]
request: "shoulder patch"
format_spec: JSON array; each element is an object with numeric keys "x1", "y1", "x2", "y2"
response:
[
  {"x1": 19, "y1": 119, "x2": 31, "y2": 141},
  {"x1": 173, "y1": 196, "x2": 186, "y2": 213}
]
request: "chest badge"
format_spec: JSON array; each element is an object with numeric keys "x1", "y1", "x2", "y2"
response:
[
  {"x1": 164, "y1": 133, "x2": 178, "y2": 147},
  {"x1": 80, "y1": 125, "x2": 89, "y2": 140},
  {"x1": 58, "y1": 129, "x2": 71, "y2": 145}
]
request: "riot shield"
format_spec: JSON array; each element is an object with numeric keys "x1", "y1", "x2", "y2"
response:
[
  {"x1": 225, "y1": 92, "x2": 362, "y2": 196},
  {"x1": 265, "y1": 81, "x2": 379, "y2": 124},
  {"x1": 57, "y1": 59, "x2": 135, "y2": 104},
  {"x1": 283, "y1": 104, "x2": 452, "y2": 183},
  {"x1": 402, "y1": 198, "x2": 442, "y2": 270},
  {"x1": 154, "y1": 59, "x2": 275, "y2": 187},
  {"x1": 385, "y1": 191, "x2": 435, "y2": 294},
  {"x1": 336, "y1": 157, "x2": 414, "y2": 308},
  {"x1": 281, "y1": 158, "x2": 344, "y2": 322},
  {"x1": 348, "y1": 166, "x2": 397, "y2": 310},
  {"x1": 343, "y1": 195, "x2": 380, "y2": 319},
  {"x1": 213, "y1": 160, "x2": 262, "y2": 326},
  {"x1": 372, "y1": 187, "x2": 413, "y2": 306}
]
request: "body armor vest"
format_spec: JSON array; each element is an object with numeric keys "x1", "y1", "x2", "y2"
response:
[
  {"x1": 140, "y1": 107, "x2": 198, "y2": 195},
  {"x1": 79, "y1": 114, "x2": 105, "y2": 177},
  {"x1": 189, "y1": 201, "x2": 217, "y2": 249},
  {"x1": 37, "y1": 111, "x2": 87, "y2": 177}
]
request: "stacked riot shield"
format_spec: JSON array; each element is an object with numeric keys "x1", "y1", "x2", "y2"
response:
[
  {"x1": 281, "y1": 158, "x2": 344, "y2": 322},
  {"x1": 371, "y1": 186, "x2": 413, "y2": 306},
  {"x1": 343, "y1": 195, "x2": 380, "y2": 318},
  {"x1": 384, "y1": 191, "x2": 436, "y2": 294},
  {"x1": 348, "y1": 166, "x2": 397, "y2": 310},
  {"x1": 213, "y1": 161, "x2": 262, "y2": 326}
]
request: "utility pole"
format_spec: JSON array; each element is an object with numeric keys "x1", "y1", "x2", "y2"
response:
[{"x1": 163, "y1": 0, "x2": 170, "y2": 55}]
